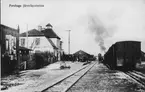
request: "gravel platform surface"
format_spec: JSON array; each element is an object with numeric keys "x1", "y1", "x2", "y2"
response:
[{"x1": 68, "y1": 63, "x2": 145, "y2": 92}]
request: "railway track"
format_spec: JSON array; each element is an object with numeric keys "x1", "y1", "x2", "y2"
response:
[
  {"x1": 42, "y1": 62, "x2": 96, "y2": 92},
  {"x1": 133, "y1": 70, "x2": 145, "y2": 79},
  {"x1": 124, "y1": 71, "x2": 145, "y2": 88}
]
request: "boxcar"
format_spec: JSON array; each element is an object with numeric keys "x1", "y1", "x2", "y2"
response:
[{"x1": 104, "y1": 41, "x2": 141, "y2": 70}]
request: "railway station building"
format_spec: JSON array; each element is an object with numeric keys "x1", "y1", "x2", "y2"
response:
[{"x1": 19, "y1": 23, "x2": 63, "y2": 66}]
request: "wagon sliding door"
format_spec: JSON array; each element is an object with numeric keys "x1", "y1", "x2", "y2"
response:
[{"x1": 115, "y1": 43, "x2": 124, "y2": 68}]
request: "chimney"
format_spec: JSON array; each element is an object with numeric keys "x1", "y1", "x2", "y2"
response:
[{"x1": 38, "y1": 25, "x2": 42, "y2": 31}]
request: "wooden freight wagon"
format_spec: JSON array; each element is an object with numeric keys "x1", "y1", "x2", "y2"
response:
[
  {"x1": 1, "y1": 24, "x2": 19, "y2": 75},
  {"x1": 115, "y1": 41, "x2": 141, "y2": 70},
  {"x1": 104, "y1": 41, "x2": 141, "y2": 70},
  {"x1": 103, "y1": 44, "x2": 116, "y2": 69}
]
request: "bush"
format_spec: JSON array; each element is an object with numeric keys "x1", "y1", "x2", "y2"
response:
[
  {"x1": 27, "y1": 59, "x2": 36, "y2": 69},
  {"x1": 34, "y1": 53, "x2": 44, "y2": 69},
  {"x1": 26, "y1": 51, "x2": 57, "y2": 69}
]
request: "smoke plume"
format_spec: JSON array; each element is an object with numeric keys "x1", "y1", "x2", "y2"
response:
[{"x1": 88, "y1": 15, "x2": 110, "y2": 52}]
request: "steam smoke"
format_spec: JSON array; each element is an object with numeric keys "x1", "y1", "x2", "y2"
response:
[{"x1": 88, "y1": 15, "x2": 110, "y2": 52}]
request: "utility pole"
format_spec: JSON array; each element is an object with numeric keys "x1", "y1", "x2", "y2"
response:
[
  {"x1": 24, "y1": 24, "x2": 28, "y2": 70},
  {"x1": 26, "y1": 24, "x2": 28, "y2": 48},
  {"x1": 67, "y1": 30, "x2": 71, "y2": 54},
  {"x1": 16, "y1": 25, "x2": 20, "y2": 70}
]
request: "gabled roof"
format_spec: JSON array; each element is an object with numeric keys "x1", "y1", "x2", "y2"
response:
[
  {"x1": 20, "y1": 28, "x2": 60, "y2": 39},
  {"x1": 0, "y1": 24, "x2": 18, "y2": 32},
  {"x1": 20, "y1": 28, "x2": 60, "y2": 49},
  {"x1": 73, "y1": 50, "x2": 90, "y2": 56},
  {"x1": 46, "y1": 38, "x2": 58, "y2": 49},
  {"x1": 1, "y1": 24, "x2": 19, "y2": 37},
  {"x1": 20, "y1": 29, "x2": 44, "y2": 37},
  {"x1": 41, "y1": 28, "x2": 60, "y2": 39}
]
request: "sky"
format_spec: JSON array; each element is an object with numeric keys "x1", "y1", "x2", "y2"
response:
[{"x1": 1, "y1": 0, "x2": 145, "y2": 55}]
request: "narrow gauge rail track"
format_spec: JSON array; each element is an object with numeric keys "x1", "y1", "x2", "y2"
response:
[
  {"x1": 124, "y1": 71, "x2": 145, "y2": 88},
  {"x1": 42, "y1": 62, "x2": 96, "y2": 92}
]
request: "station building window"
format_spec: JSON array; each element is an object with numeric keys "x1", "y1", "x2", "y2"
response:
[
  {"x1": 35, "y1": 38, "x2": 40, "y2": 46},
  {"x1": 21, "y1": 38, "x2": 25, "y2": 47}
]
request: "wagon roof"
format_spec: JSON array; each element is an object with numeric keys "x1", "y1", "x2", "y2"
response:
[{"x1": 115, "y1": 40, "x2": 141, "y2": 44}]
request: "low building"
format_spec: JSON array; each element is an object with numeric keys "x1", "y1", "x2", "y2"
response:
[
  {"x1": 1, "y1": 24, "x2": 19, "y2": 75},
  {"x1": 19, "y1": 46, "x2": 32, "y2": 70},
  {"x1": 73, "y1": 50, "x2": 94, "y2": 62}
]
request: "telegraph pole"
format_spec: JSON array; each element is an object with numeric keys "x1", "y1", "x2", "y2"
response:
[
  {"x1": 66, "y1": 30, "x2": 71, "y2": 54},
  {"x1": 26, "y1": 24, "x2": 28, "y2": 48},
  {"x1": 17, "y1": 25, "x2": 20, "y2": 70}
]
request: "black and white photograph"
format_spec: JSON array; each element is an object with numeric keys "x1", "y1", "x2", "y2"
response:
[{"x1": 1, "y1": 0, "x2": 145, "y2": 92}]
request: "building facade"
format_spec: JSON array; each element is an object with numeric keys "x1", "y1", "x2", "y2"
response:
[
  {"x1": 1, "y1": 24, "x2": 19, "y2": 75},
  {"x1": 19, "y1": 24, "x2": 63, "y2": 61},
  {"x1": 20, "y1": 36, "x2": 54, "y2": 52}
]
